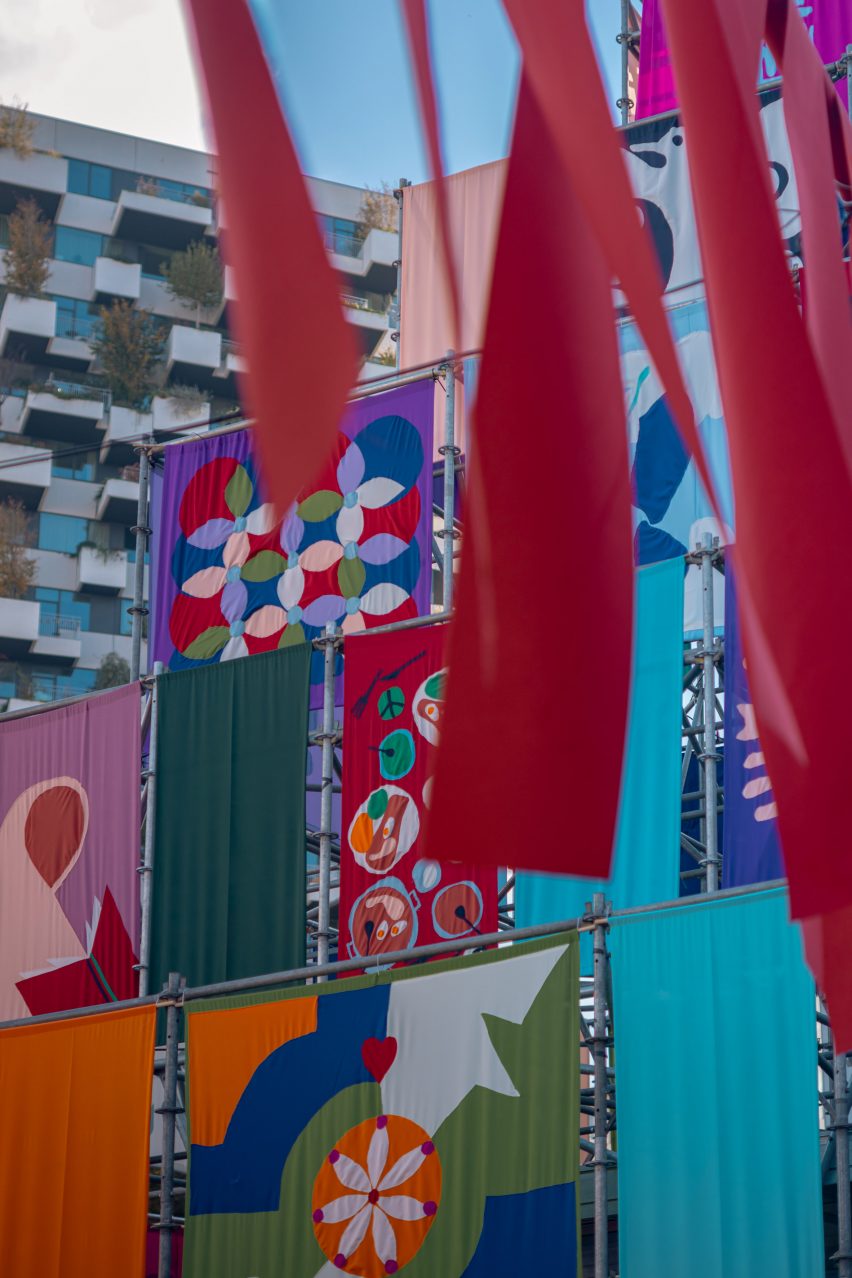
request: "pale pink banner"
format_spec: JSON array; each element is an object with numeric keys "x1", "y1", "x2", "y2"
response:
[{"x1": 636, "y1": 0, "x2": 852, "y2": 118}]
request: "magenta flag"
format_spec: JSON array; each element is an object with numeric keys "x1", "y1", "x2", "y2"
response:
[
  {"x1": 0, "y1": 685, "x2": 141, "y2": 1020},
  {"x1": 636, "y1": 0, "x2": 852, "y2": 117}
]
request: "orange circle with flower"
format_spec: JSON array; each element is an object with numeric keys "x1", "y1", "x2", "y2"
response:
[{"x1": 311, "y1": 1114, "x2": 442, "y2": 1276}]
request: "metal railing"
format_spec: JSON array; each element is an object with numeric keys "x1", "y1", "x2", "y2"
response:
[
  {"x1": 42, "y1": 376, "x2": 109, "y2": 407},
  {"x1": 38, "y1": 612, "x2": 82, "y2": 639},
  {"x1": 54, "y1": 313, "x2": 97, "y2": 342},
  {"x1": 324, "y1": 230, "x2": 364, "y2": 259}
]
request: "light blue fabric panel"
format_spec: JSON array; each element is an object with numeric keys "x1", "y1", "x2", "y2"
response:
[
  {"x1": 609, "y1": 889, "x2": 823, "y2": 1278},
  {"x1": 515, "y1": 558, "x2": 683, "y2": 972}
]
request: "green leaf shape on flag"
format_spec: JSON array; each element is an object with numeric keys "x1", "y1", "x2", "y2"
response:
[
  {"x1": 224, "y1": 465, "x2": 252, "y2": 518},
  {"x1": 182, "y1": 626, "x2": 230, "y2": 661},
  {"x1": 241, "y1": 551, "x2": 287, "y2": 583},
  {"x1": 378, "y1": 686, "x2": 405, "y2": 720},
  {"x1": 424, "y1": 671, "x2": 445, "y2": 700},
  {"x1": 279, "y1": 622, "x2": 306, "y2": 649},
  {"x1": 366, "y1": 788, "x2": 388, "y2": 820},
  {"x1": 337, "y1": 555, "x2": 366, "y2": 599},
  {"x1": 298, "y1": 490, "x2": 343, "y2": 522}
]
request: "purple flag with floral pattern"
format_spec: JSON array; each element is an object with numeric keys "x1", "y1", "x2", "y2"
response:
[{"x1": 150, "y1": 381, "x2": 434, "y2": 705}]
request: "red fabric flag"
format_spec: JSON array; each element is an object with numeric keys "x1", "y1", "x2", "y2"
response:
[
  {"x1": 657, "y1": 0, "x2": 852, "y2": 919},
  {"x1": 399, "y1": 0, "x2": 462, "y2": 351},
  {"x1": 425, "y1": 78, "x2": 633, "y2": 879},
  {"x1": 801, "y1": 909, "x2": 852, "y2": 1052},
  {"x1": 182, "y1": 0, "x2": 357, "y2": 516}
]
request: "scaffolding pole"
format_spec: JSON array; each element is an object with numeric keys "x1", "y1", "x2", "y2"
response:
[
  {"x1": 618, "y1": 0, "x2": 631, "y2": 125},
  {"x1": 700, "y1": 532, "x2": 720, "y2": 891},
  {"x1": 439, "y1": 352, "x2": 458, "y2": 611},
  {"x1": 138, "y1": 661, "x2": 162, "y2": 997},
  {"x1": 130, "y1": 448, "x2": 151, "y2": 682},
  {"x1": 157, "y1": 971, "x2": 183, "y2": 1278},
  {"x1": 592, "y1": 893, "x2": 610, "y2": 1278},
  {"x1": 316, "y1": 622, "x2": 338, "y2": 971},
  {"x1": 393, "y1": 178, "x2": 410, "y2": 369},
  {"x1": 835, "y1": 1039, "x2": 852, "y2": 1278}
]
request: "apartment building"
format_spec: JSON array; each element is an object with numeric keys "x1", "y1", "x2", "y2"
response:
[{"x1": 0, "y1": 111, "x2": 399, "y2": 711}]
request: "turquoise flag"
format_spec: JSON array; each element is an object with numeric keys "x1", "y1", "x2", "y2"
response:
[
  {"x1": 609, "y1": 889, "x2": 823, "y2": 1277},
  {"x1": 516, "y1": 558, "x2": 683, "y2": 968}
]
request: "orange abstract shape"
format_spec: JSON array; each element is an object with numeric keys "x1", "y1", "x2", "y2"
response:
[
  {"x1": 24, "y1": 785, "x2": 85, "y2": 888},
  {"x1": 350, "y1": 812, "x2": 374, "y2": 856},
  {"x1": 188, "y1": 995, "x2": 317, "y2": 1146},
  {"x1": 312, "y1": 1114, "x2": 441, "y2": 1276},
  {"x1": 0, "y1": 1005, "x2": 155, "y2": 1276}
]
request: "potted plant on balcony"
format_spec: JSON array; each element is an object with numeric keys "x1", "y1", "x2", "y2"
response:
[
  {"x1": 90, "y1": 301, "x2": 164, "y2": 408},
  {"x1": 0, "y1": 499, "x2": 36, "y2": 599},
  {"x1": 0, "y1": 100, "x2": 35, "y2": 159},
  {"x1": 4, "y1": 197, "x2": 51, "y2": 297},
  {"x1": 162, "y1": 242, "x2": 224, "y2": 329}
]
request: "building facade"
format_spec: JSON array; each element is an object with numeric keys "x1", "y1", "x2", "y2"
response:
[{"x1": 0, "y1": 110, "x2": 398, "y2": 712}]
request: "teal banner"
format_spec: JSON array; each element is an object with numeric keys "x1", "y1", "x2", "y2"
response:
[
  {"x1": 515, "y1": 558, "x2": 683, "y2": 968},
  {"x1": 609, "y1": 889, "x2": 823, "y2": 1277}
]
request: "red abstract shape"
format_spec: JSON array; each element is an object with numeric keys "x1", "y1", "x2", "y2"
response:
[
  {"x1": 182, "y1": 0, "x2": 357, "y2": 518},
  {"x1": 179, "y1": 455, "x2": 241, "y2": 536},
  {"x1": 361, "y1": 1036, "x2": 398, "y2": 1083},
  {"x1": 426, "y1": 80, "x2": 633, "y2": 879},
  {"x1": 24, "y1": 785, "x2": 84, "y2": 888}
]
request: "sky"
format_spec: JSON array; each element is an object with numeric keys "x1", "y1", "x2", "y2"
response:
[{"x1": 0, "y1": 0, "x2": 625, "y2": 188}]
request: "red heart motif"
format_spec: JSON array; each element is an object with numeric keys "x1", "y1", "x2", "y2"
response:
[{"x1": 362, "y1": 1036, "x2": 397, "y2": 1083}]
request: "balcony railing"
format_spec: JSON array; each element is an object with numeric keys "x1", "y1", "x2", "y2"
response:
[
  {"x1": 341, "y1": 292, "x2": 390, "y2": 315},
  {"x1": 38, "y1": 613, "x2": 82, "y2": 639},
  {"x1": 324, "y1": 230, "x2": 364, "y2": 259},
  {"x1": 43, "y1": 377, "x2": 109, "y2": 407},
  {"x1": 55, "y1": 312, "x2": 97, "y2": 341}
]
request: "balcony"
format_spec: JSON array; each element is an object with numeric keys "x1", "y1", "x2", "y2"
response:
[
  {"x1": 98, "y1": 404, "x2": 151, "y2": 464},
  {"x1": 0, "y1": 442, "x2": 51, "y2": 508},
  {"x1": 19, "y1": 383, "x2": 107, "y2": 445},
  {"x1": 341, "y1": 293, "x2": 391, "y2": 357},
  {"x1": 0, "y1": 294, "x2": 56, "y2": 362},
  {"x1": 111, "y1": 186, "x2": 213, "y2": 249},
  {"x1": 93, "y1": 255, "x2": 141, "y2": 303},
  {"x1": 76, "y1": 546, "x2": 128, "y2": 594},
  {"x1": 0, "y1": 150, "x2": 67, "y2": 218},
  {"x1": 211, "y1": 339, "x2": 245, "y2": 399},
  {"x1": 31, "y1": 612, "x2": 82, "y2": 666},
  {"x1": 96, "y1": 475, "x2": 140, "y2": 524},
  {"x1": 0, "y1": 597, "x2": 39, "y2": 656},
  {"x1": 46, "y1": 310, "x2": 95, "y2": 372},
  {"x1": 331, "y1": 227, "x2": 398, "y2": 294},
  {"x1": 164, "y1": 324, "x2": 222, "y2": 388},
  {"x1": 151, "y1": 393, "x2": 210, "y2": 436}
]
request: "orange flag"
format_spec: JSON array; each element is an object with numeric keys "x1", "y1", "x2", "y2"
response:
[{"x1": 0, "y1": 1005, "x2": 156, "y2": 1276}]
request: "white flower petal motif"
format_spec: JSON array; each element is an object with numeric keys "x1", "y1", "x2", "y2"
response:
[
  {"x1": 342, "y1": 612, "x2": 366, "y2": 636},
  {"x1": 378, "y1": 1145, "x2": 428, "y2": 1192},
  {"x1": 277, "y1": 566, "x2": 304, "y2": 611},
  {"x1": 220, "y1": 636, "x2": 248, "y2": 662},
  {"x1": 300, "y1": 540, "x2": 344, "y2": 572},
  {"x1": 357, "y1": 476, "x2": 405, "y2": 509},
  {"x1": 316, "y1": 1193, "x2": 368, "y2": 1224},
  {"x1": 371, "y1": 1206, "x2": 397, "y2": 1267},
  {"x1": 336, "y1": 503, "x2": 364, "y2": 547},
  {"x1": 244, "y1": 502, "x2": 277, "y2": 535},
  {"x1": 359, "y1": 583, "x2": 408, "y2": 617},
  {"x1": 338, "y1": 1203, "x2": 373, "y2": 1257},
  {"x1": 380, "y1": 1194, "x2": 426, "y2": 1221},
  {"x1": 367, "y1": 1123, "x2": 389, "y2": 1187},
  {"x1": 331, "y1": 1153, "x2": 371, "y2": 1193}
]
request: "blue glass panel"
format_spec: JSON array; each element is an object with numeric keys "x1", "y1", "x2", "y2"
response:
[
  {"x1": 54, "y1": 226, "x2": 103, "y2": 267},
  {"x1": 90, "y1": 164, "x2": 111, "y2": 200},
  {"x1": 67, "y1": 158, "x2": 89, "y2": 195},
  {"x1": 38, "y1": 513, "x2": 89, "y2": 554}
]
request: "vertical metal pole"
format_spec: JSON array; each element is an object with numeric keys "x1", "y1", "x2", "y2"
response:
[
  {"x1": 139, "y1": 660, "x2": 163, "y2": 998},
  {"x1": 393, "y1": 178, "x2": 409, "y2": 370},
  {"x1": 158, "y1": 971, "x2": 182, "y2": 1278},
  {"x1": 619, "y1": 0, "x2": 631, "y2": 125},
  {"x1": 441, "y1": 352, "x2": 457, "y2": 611},
  {"x1": 130, "y1": 448, "x2": 151, "y2": 682},
  {"x1": 701, "y1": 532, "x2": 720, "y2": 892},
  {"x1": 593, "y1": 892, "x2": 609, "y2": 1278},
  {"x1": 317, "y1": 622, "x2": 337, "y2": 971},
  {"x1": 835, "y1": 1037, "x2": 852, "y2": 1278}
]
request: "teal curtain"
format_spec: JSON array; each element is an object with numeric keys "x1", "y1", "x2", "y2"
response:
[
  {"x1": 150, "y1": 646, "x2": 310, "y2": 992},
  {"x1": 609, "y1": 888, "x2": 823, "y2": 1277},
  {"x1": 515, "y1": 558, "x2": 683, "y2": 969}
]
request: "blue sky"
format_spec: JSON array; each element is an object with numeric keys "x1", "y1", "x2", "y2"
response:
[{"x1": 250, "y1": 0, "x2": 625, "y2": 188}]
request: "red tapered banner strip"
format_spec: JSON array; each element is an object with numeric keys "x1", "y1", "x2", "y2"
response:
[
  {"x1": 400, "y1": 0, "x2": 462, "y2": 350},
  {"x1": 426, "y1": 78, "x2": 633, "y2": 879},
  {"x1": 182, "y1": 0, "x2": 356, "y2": 515},
  {"x1": 658, "y1": 0, "x2": 852, "y2": 919}
]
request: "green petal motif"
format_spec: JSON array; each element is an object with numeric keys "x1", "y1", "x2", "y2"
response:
[
  {"x1": 224, "y1": 465, "x2": 252, "y2": 518},
  {"x1": 278, "y1": 623, "x2": 306, "y2": 649},
  {"x1": 241, "y1": 551, "x2": 287, "y2": 583},
  {"x1": 297, "y1": 490, "x2": 343, "y2": 522},
  {"x1": 337, "y1": 555, "x2": 366, "y2": 599},
  {"x1": 366, "y1": 788, "x2": 389, "y2": 820},
  {"x1": 183, "y1": 626, "x2": 230, "y2": 661}
]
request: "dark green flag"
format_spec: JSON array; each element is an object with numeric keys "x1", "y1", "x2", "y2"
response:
[{"x1": 150, "y1": 645, "x2": 310, "y2": 991}]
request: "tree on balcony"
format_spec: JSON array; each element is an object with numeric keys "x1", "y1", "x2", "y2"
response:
[
  {"x1": 357, "y1": 183, "x2": 398, "y2": 238},
  {"x1": 93, "y1": 652, "x2": 130, "y2": 689},
  {"x1": 0, "y1": 101, "x2": 35, "y2": 159},
  {"x1": 163, "y1": 242, "x2": 223, "y2": 329},
  {"x1": 0, "y1": 499, "x2": 36, "y2": 599},
  {"x1": 4, "y1": 198, "x2": 51, "y2": 297},
  {"x1": 91, "y1": 301, "x2": 164, "y2": 407}
]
